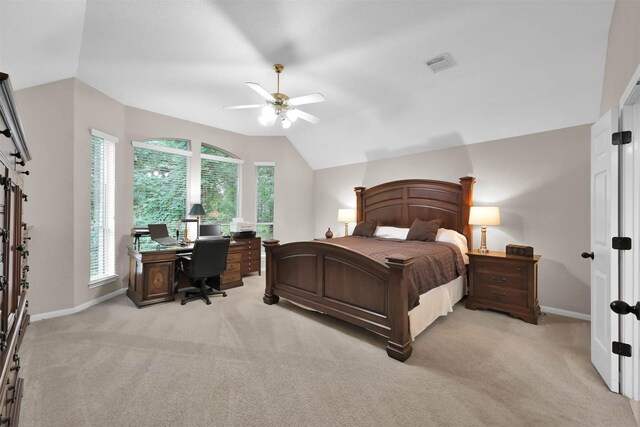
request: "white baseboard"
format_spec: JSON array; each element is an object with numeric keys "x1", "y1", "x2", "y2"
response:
[
  {"x1": 30, "y1": 287, "x2": 127, "y2": 322},
  {"x1": 541, "y1": 305, "x2": 590, "y2": 321}
]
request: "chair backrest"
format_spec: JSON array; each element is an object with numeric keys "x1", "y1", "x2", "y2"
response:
[
  {"x1": 189, "y1": 237, "x2": 230, "y2": 278},
  {"x1": 200, "y1": 223, "x2": 222, "y2": 237}
]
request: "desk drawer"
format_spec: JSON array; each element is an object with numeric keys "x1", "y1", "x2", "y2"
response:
[
  {"x1": 228, "y1": 253, "x2": 242, "y2": 263},
  {"x1": 226, "y1": 262, "x2": 241, "y2": 273},
  {"x1": 246, "y1": 249, "x2": 260, "y2": 260},
  {"x1": 474, "y1": 283, "x2": 528, "y2": 308},
  {"x1": 245, "y1": 262, "x2": 260, "y2": 273},
  {"x1": 221, "y1": 271, "x2": 241, "y2": 283}
]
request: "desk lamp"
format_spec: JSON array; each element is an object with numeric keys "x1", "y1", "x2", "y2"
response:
[
  {"x1": 468, "y1": 206, "x2": 500, "y2": 254},
  {"x1": 337, "y1": 208, "x2": 356, "y2": 237},
  {"x1": 189, "y1": 203, "x2": 206, "y2": 240}
]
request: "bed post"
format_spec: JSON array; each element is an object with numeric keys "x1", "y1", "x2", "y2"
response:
[
  {"x1": 385, "y1": 254, "x2": 413, "y2": 362},
  {"x1": 263, "y1": 239, "x2": 280, "y2": 305},
  {"x1": 354, "y1": 186, "x2": 366, "y2": 222},
  {"x1": 459, "y1": 176, "x2": 475, "y2": 251}
]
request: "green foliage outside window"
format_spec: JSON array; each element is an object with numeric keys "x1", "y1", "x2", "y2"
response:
[
  {"x1": 256, "y1": 165, "x2": 274, "y2": 240},
  {"x1": 201, "y1": 144, "x2": 234, "y2": 157},
  {"x1": 133, "y1": 140, "x2": 189, "y2": 236}
]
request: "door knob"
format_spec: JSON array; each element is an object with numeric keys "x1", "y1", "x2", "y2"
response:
[
  {"x1": 610, "y1": 300, "x2": 640, "y2": 321},
  {"x1": 581, "y1": 252, "x2": 594, "y2": 259}
]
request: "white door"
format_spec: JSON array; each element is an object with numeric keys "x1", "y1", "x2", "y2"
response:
[{"x1": 590, "y1": 108, "x2": 619, "y2": 392}]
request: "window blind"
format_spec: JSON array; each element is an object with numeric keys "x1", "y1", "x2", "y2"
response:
[
  {"x1": 256, "y1": 163, "x2": 275, "y2": 240},
  {"x1": 90, "y1": 133, "x2": 116, "y2": 283},
  {"x1": 201, "y1": 155, "x2": 241, "y2": 232},
  {"x1": 133, "y1": 140, "x2": 190, "y2": 237}
]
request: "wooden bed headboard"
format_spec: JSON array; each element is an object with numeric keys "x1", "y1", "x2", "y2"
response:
[{"x1": 354, "y1": 177, "x2": 475, "y2": 250}]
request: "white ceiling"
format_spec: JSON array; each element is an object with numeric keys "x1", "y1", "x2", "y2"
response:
[{"x1": 0, "y1": 0, "x2": 614, "y2": 170}]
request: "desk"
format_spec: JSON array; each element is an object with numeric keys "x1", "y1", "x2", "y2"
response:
[{"x1": 127, "y1": 240, "x2": 245, "y2": 308}]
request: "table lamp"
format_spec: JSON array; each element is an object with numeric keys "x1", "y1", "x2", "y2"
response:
[
  {"x1": 468, "y1": 206, "x2": 500, "y2": 254},
  {"x1": 337, "y1": 208, "x2": 356, "y2": 237},
  {"x1": 189, "y1": 203, "x2": 206, "y2": 240}
]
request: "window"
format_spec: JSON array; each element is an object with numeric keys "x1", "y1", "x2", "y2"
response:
[
  {"x1": 255, "y1": 162, "x2": 275, "y2": 240},
  {"x1": 201, "y1": 144, "x2": 243, "y2": 234},
  {"x1": 90, "y1": 129, "x2": 117, "y2": 286},
  {"x1": 133, "y1": 139, "x2": 191, "y2": 237}
]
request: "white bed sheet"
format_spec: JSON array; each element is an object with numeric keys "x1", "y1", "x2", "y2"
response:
[{"x1": 408, "y1": 275, "x2": 465, "y2": 340}]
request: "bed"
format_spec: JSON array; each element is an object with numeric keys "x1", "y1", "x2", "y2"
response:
[{"x1": 263, "y1": 177, "x2": 475, "y2": 361}]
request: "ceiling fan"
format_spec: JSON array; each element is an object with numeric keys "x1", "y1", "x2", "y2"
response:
[{"x1": 224, "y1": 64, "x2": 325, "y2": 129}]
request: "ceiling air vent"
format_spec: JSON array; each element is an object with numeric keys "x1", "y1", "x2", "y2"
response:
[{"x1": 425, "y1": 53, "x2": 455, "y2": 73}]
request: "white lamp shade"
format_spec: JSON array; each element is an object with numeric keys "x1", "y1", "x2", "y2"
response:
[
  {"x1": 469, "y1": 206, "x2": 501, "y2": 226},
  {"x1": 337, "y1": 208, "x2": 356, "y2": 222}
]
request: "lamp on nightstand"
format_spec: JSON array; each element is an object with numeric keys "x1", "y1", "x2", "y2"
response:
[
  {"x1": 337, "y1": 208, "x2": 356, "y2": 237},
  {"x1": 468, "y1": 206, "x2": 500, "y2": 254}
]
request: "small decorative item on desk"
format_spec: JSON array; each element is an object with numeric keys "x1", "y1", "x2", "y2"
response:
[{"x1": 325, "y1": 228, "x2": 334, "y2": 238}]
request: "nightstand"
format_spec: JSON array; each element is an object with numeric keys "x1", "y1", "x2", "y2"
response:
[{"x1": 465, "y1": 250, "x2": 541, "y2": 324}]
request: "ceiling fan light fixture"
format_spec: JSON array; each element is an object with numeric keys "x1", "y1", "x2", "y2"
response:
[
  {"x1": 281, "y1": 116, "x2": 292, "y2": 129},
  {"x1": 286, "y1": 109, "x2": 298, "y2": 123}
]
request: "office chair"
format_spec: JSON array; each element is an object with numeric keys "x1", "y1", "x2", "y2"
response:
[
  {"x1": 200, "y1": 223, "x2": 222, "y2": 237},
  {"x1": 176, "y1": 237, "x2": 230, "y2": 305}
]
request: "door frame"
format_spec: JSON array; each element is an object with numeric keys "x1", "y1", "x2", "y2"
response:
[{"x1": 618, "y1": 64, "x2": 640, "y2": 401}]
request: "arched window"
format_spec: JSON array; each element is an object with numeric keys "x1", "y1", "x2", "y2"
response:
[{"x1": 200, "y1": 144, "x2": 243, "y2": 232}]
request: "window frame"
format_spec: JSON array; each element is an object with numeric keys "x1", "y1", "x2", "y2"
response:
[{"x1": 89, "y1": 129, "x2": 118, "y2": 288}]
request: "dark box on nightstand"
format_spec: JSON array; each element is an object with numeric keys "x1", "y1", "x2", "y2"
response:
[{"x1": 506, "y1": 244, "x2": 534, "y2": 257}]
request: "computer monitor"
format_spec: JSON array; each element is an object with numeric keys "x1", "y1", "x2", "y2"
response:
[{"x1": 200, "y1": 223, "x2": 222, "y2": 237}]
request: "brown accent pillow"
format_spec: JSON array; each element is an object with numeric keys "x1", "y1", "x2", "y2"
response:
[
  {"x1": 406, "y1": 218, "x2": 441, "y2": 241},
  {"x1": 352, "y1": 220, "x2": 377, "y2": 237}
]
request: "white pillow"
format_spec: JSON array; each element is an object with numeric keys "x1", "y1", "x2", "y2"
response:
[
  {"x1": 436, "y1": 228, "x2": 469, "y2": 264},
  {"x1": 374, "y1": 226, "x2": 410, "y2": 240}
]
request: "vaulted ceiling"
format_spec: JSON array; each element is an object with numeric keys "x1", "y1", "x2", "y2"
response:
[{"x1": 0, "y1": 0, "x2": 614, "y2": 169}]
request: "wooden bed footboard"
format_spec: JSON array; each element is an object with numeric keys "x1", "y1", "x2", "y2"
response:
[{"x1": 263, "y1": 239, "x2": 414, "y2": 361}]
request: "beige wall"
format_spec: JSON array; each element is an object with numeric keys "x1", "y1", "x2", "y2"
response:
[
  {"x1": 17, "y1": 79, "x2": 76, "y2": 315},
  {"x1": 601, "y1": 0, "x2": 640, "y2": 114},
  {"x1": 314, "y1": 125, "x2": 592, "y2": 315},
  {"x1": 15, "y1": 78, "x2": 314, "y2": 316}
]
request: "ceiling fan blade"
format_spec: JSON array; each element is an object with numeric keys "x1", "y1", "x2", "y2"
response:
[
  {"x1": 287, "y1": 93, "x2": 325, "y2": 106},
  {"x1": 223, "y1": 104, "x2": 263, "y2": 110},
  {"x1": 246, "y1": 82, "x2": 276, "y2": 102},
  {"x1": 294, "y1": 109, "x2": 320, "y2": 124}
]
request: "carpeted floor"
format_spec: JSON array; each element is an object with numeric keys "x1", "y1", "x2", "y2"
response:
[{"x1": 20, "y1": 276, "x2": 637, "y2": 426}]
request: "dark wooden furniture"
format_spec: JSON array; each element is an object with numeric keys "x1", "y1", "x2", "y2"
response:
[
  {"x1": 234, "y1": 236, "x2": 261, "y2": 276},
  {"x1": 0, "y1": 72, "x2": 31, "y2": 426},
  {"x1": 264, "y1": 177, "x2": 475, "y2": 361},
  {"x1": 127, "y1": 241, "x2": 245, "y2": 308},
  {"x1": 465, "y1": 250, "x2": 541, "y2": 324}
]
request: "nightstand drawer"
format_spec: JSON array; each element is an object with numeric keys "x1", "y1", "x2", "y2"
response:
[
  {"x1": 474, "y1": 283, "x2": 528, "y2": 307},
  {"x1": 474, "y1": 271, "x2": 528, "y2": 290},
  {"x1": 474, "y1": 258, "x2": 528, "y2": 278}
]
